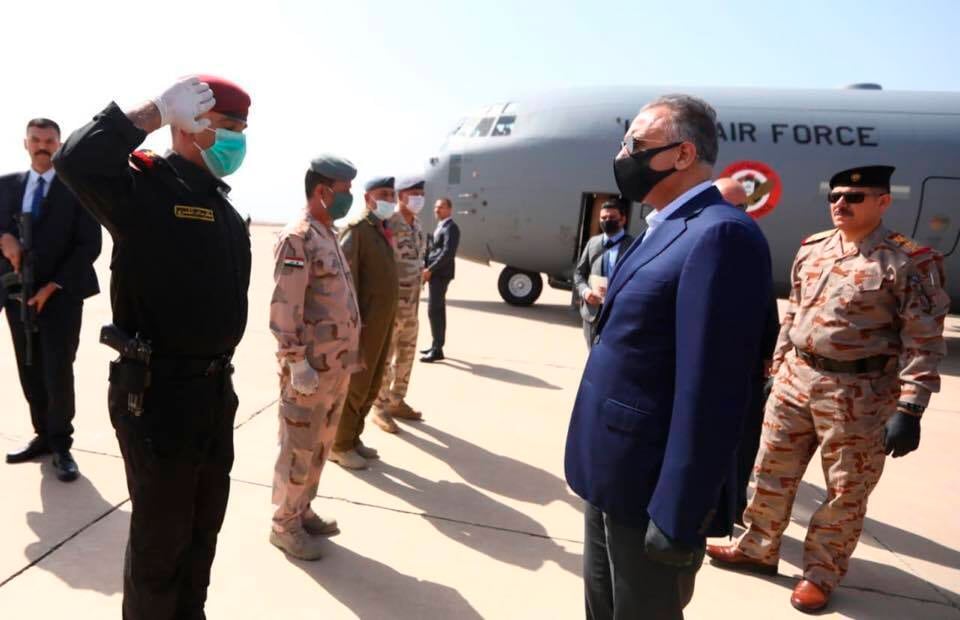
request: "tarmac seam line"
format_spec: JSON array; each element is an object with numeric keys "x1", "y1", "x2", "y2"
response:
[
  {"x1": 836, "y1": 583, "x2": 960, "y2": 611},
  {"x1": 0, "y1": 498, "x2": 131, "y2": 589},
  {"x1": 229, "y1": 475, "x2": 584, "y2": 545},
  {"x1": 233, "y1": 398, "x2": 279, "y2": 430}
]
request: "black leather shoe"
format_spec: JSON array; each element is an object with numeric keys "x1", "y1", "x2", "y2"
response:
[
  {"x1": 6, "y1": 436, "x2": 52, "y2": 464},
  {"x1": 420, "y1": 349, "x2": 445, "y2": 363},
  {"x1": 52, "y1": 451, "x2": 79, "y2": 482}
]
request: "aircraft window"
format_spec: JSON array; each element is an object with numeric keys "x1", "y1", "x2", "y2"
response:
[
  {"x1": 491, "y1": 116, "x2": 516, "y2": 137},
  {"x1": 471, "y1": 117, "x2": 495, "y2": 137},
  {"x1": 448, "y1": 154, "x2": 462, "y2": 185},
  {"x1": 455, "y1": 117, "x2": 478, "y2": 136}
]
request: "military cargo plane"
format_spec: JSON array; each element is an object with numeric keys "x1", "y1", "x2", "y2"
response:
[{"x1": 422, "y1": 85, "x2": 960, "y2": 310}]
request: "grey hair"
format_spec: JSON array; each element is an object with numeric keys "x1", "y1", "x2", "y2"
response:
[{"x1": 640, "y1": 94, "x2": 719, "y2": 165}]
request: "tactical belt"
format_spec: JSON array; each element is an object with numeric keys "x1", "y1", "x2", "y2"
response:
[
  {"x1": 151, "y1": 353, "x2": 234, "y2": 378},
  {"x1": 794, "y1": 347, "x2": 892, "y2": 374}
]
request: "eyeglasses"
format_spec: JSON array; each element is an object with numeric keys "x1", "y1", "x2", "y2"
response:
[
  {"x1": 828, "y1": 191, "x2": 889, "y2": 204},
  {"x1": 619, "y1": 136, "x2": 681, "y2": 156}
]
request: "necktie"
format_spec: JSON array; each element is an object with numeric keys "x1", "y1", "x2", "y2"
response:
[
  {"x1": 30, "y1": 176, "x2": 46, "y2": 218},
  {"x1": 601, "y1": 238, "x2": 617, "y2": 276}
]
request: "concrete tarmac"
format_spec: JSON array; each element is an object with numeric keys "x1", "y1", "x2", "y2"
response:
[{"x1": 0, "y1": 225, "x2": 957, "y2": 619}]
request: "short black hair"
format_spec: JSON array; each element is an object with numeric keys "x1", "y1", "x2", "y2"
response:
[
  {"x1": 305, "y1": 170, "x2": 334, "y2": 199},
  {"x1": 26, "y1": 118, "x2": 60, "y2": 137},
  {"x1": 600, "y1": 200, "x2": 627, "y2": 216},
  {"x1": 437, "y1": 197, "x2": 453, "y2": 209}
]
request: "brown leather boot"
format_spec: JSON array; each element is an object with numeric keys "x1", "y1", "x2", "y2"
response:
[
  {"x1": 706, "y1": 544, "x2": 778, "y2": 575},
  {"x1": 791, "y1": 580, "x2": 829, "y2": 613}
]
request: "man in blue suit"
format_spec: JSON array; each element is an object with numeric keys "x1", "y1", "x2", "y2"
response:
[{"x1": 564, "y1": 95, "x2": 773, "y2": 619}]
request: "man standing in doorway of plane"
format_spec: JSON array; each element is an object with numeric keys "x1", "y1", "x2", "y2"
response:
[
  {"x1": 574, "y1": 200, "x2": 634, "y2": 348},
  {"x1": 565, "y1": 94, "x2": 773, "y2": 618}
]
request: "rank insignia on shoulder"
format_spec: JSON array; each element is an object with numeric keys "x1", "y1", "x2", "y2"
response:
[
  {"x1": 887, "y1": 232, "x2": 931, "y2": 257},
  {"x1": 174, "y1": 205, "x2": 215, "y2": 222},
  {"x1": 130, "y1": 150, "x2": 159, "y2": 170},
  {"x1": 801, "y1": 229, "x2": 835, "y2": 245},
  {"x1": 283, "y1": 256, "x2": 305, "y2": 268}
]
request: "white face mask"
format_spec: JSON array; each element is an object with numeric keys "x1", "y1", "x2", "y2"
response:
[
  {"x1": 406, "y1": 195, "x2": 425, "y2": 214},
  {"x1": 373, "y1": 200, "x2": 396, "y2": 220}
]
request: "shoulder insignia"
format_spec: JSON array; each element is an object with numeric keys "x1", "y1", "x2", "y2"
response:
[
  {"x1": 886, "y1": 231, "x2": 931, "y2": 257},
  {"x1": 129, "y1": 149, "x2": 159, "y2": 171},
  {"x1": 282, "y1": 256, "x2": 305, "y2": 268},
  {"x1": 801, "y1": 229, "x2": 835, "y2": 245}
]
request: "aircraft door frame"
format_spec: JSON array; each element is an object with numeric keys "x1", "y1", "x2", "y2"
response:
[{"x1": 914, "y1": 176, "x2": 960, "y2": 256}]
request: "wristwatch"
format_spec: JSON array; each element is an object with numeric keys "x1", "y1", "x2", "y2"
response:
[{"x1": 896, "y1": 401, "x2": 925, "y2": 416}]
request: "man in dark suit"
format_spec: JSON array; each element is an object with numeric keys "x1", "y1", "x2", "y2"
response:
[
  {"x1": 573, "y1": 200, "x2": 634, "y2": 348},
  {"x1": 420, "y1": 197, "x2": 460, "y2": 363},
  {"x1": 0, "y1": 118, "x2": 101, "y2": 481},
  {"x1": 564, "y1": 95, "x2": 772, "y2": 618}
]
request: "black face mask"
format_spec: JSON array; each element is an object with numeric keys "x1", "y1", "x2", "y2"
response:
[
  {"x1": 613, "y1": 142, "x2": 682, "y2": 202},
  {"x1": 599, "y1": 220, "x2": 621, "y2": 236}
]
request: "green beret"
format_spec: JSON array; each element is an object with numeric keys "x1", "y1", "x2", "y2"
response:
[
  {"x1": 310, "y1": 154, "x2": 357, "y2": 182},
  {"x1": 364, "y1": 176, "x2": 395, "y2": 192}
]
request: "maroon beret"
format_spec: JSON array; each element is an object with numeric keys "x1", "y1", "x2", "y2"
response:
[{"x1": 194, "y1": 74, "x2": 251, "y2": 122}]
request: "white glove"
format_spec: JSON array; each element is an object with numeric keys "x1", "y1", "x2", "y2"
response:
[
  {"x1": 152, "y1": 77, "x2": 216, "y2": 133},
  {"x1": 288, "y1": 359, "x2": 320, "y2": 396}
]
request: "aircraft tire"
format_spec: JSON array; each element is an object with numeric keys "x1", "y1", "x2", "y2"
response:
[{"x1": 498, "y1": 266, "x2": 543, "y2": 306}]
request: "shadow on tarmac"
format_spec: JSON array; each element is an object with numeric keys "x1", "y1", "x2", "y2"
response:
[
  {"x1": 284, "y1": 542, "x2": 483, "y2": 619},
  {"x1": 438, "y1": 357, "x2": 562, "y2": 390},
  {"x1": 396, "y1": 422, "x2": 581, "y2": 512},
  {"x1": 22, "y1": 462, "x2": 124, "y2": 595},
  {"x1": 354, "y1": 461, "x2": 582, "y2": 577}
]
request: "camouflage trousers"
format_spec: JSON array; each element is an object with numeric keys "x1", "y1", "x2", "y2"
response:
[
  {"x1": 734, "y1": 349, "x2": 897, "y2": 592},
  {"x1": 272, "y1": 369, "x2": 350, "y2": 531},
  {"x1": 375, "y1": 285, "x2": 420, "y2": 409}
]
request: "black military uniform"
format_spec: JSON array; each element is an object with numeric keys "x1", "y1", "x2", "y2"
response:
[{"x1": 54, "y1": 101, "x2": 251, "y2": 619}]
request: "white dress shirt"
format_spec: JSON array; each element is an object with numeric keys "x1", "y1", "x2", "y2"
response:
[
  {"x1": 434, "y1": 216, "x2": 452, "y2": 238},
  {"x1": 640, "y1": 180, "x2": 714, "y2": 246},
  {"x1": 21, "y1": 168, "x2": 56, "y2": 214}
]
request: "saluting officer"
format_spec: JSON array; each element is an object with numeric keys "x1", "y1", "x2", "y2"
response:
[
  {"x1": 707, "y1": 166, "x2": 950, "y2": 614},
  {"x1": 54, "y1": 76, "x2": 252, "y2": 620},
  {"x1": 330, "y1": 176, "x2": 399, "y2": 469},
  {"x1": 371, "y1": 175, "x2": 428, "y2": 433},
  {"x1": 269, "y1": 155, "x2": 361, "y2": 560}
]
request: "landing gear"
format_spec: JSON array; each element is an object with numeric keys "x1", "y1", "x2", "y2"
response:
[{"x1": 498, "y1": 266, "x2": 543, "y2": 306}]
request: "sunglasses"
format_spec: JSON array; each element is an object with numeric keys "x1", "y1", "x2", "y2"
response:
[{"x1": 828, "y1": 191, "x2": 888, "y2": 204}]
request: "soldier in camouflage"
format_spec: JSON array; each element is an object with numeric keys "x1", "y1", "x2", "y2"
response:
[
  {"x1": 268, "y1": 155, "x2": 361, "y2": 560},
  {"x1": 707, "y1": 166, "x2": 950, "y2": 614},
  {"x1": 371, "y1": 176, "x2": 428, "y2": 433}
]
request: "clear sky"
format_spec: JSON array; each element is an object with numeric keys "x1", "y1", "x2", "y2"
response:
[{"x1": 0, "y1": 0, "x2": 956, "y2": 222}]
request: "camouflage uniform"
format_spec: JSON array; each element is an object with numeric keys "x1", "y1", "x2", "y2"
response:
[
  {"x1": 375, "y1": 211, "x2": 426, "y2": 410},
  {"x1": 270, "y1": 210, "x2": 361, "y2": 531},
  {"x1": 734, "y1": 224, "x2": 949, "y2": 592}
]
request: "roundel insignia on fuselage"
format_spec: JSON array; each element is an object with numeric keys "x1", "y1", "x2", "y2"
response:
[{"x1": 718, "y1": 160, "x2": 783, "y2": 220}]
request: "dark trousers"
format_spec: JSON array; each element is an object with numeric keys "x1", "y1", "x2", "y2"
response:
[
  {"x1": 427, "y1": 277, "x2": 451, "y2": 350},
  {"x1": 736, "y1": 375, "x2": 771, "y2": 518},
  {"x1": 584, "y1": 504, "x2": 702, "y2": 620},
  {"x1": 5, "y1": 294, "x2": 83, "y2": 452},
  {"x1": 109, "y1": 366, "x2": 238, "y2": 620}
]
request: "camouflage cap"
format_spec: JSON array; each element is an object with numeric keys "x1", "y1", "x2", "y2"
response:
[{"x1": 310, "y1": 154, "x2": 357, "y2": 182}]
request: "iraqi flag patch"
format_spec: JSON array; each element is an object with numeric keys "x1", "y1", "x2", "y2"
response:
[{"x1": 283, "y1": 256, "x2": 305, "y2": 268}]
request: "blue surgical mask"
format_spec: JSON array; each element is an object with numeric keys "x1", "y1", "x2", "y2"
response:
[
  {"x1": 196, "y1": 128, "x2": 246, "y2": 178},
  {"x1": 373, "y1": 200, "x2": 396, "y2": 220}
]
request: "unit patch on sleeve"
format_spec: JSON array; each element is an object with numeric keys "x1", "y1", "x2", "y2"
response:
[
  {"x1": 283, "y1": 256, "x2": 305, "y2": 268},
  {"x1": 174, "y1": 205, "x2": 216, "y2": 222}
]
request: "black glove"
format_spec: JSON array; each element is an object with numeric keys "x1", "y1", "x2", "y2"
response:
[
  {"x1": 883, "y1": 411, "x2": 921, "y2": 458},
  {"x1": 644, "y1": 519, "x2": 704, "y2": 568}
]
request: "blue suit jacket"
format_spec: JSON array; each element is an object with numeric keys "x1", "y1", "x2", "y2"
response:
[{"x1": 564, "y1": 185, "x2": 772, "y2": 544}]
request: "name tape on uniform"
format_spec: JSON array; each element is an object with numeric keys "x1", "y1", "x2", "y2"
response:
[{"x1": 174, "y1": 206, "x2": 216, "y2": 222}]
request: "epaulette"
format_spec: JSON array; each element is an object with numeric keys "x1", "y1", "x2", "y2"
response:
[
  {"x1": 129, "y1": 149, "x2": 161, "y2": 171},
  {"x1": 801, "y1": 229, "x2": 835, "y2": 246},
  {"x1": 886, "y1": 231, "x2": 932, "y2": 258}
]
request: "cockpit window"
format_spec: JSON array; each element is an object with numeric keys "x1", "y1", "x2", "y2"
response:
[
  {"x1": 491, "y1": 115, "x2": 516, "y2": 137},
  {"x1": 471, "y1": 117, "x2": 495, "y2": 137}
]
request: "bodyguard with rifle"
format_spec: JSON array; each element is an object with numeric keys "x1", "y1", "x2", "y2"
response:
[{"x1": 0, "y1": 117, "x2": 101, "y2": 481}]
